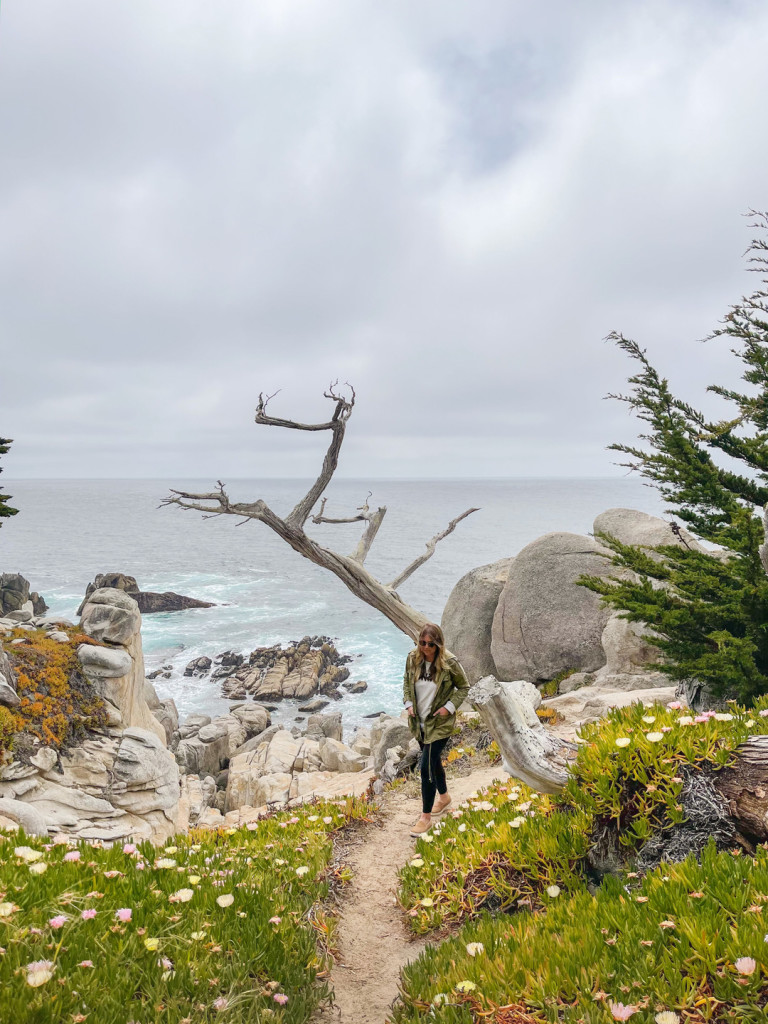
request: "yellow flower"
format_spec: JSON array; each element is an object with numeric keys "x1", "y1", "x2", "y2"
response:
[
  {"x1": 190, "y1": 931, "x2": 206, "y2": 940},
  {"x1": 420, "y1": 897, "x2": 434, "y2": 907},
  {"x1": 144, "y1": 938, "x2": 160, "y2": 951},
  {"x1": 163, "y1": 846, "x2": 178, "y2": 855},
  {"x1": 615, "y1": 738, "x2": 631, "y2": 748},
  {"x1": 409, "y1": 858, "x2": 424, "y2": 868},
  {"x1": 187, "y1": 875, "x2": 201, "y2": 885},
  {"x1": 455, "y1": 980, "x2": 476, "y2": 993}
]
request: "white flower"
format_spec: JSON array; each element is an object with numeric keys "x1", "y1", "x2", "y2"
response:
[
  {"x1": 714, "y1": 713, "x2": 734, "y2": 722},
  {"x1": 431, "y1": 993, "x2": 449, "y2": 1006},
  {"x1": 216, "y1": 894, "x2": 235, "y2": 908},
  {"x1": 15, "y1": 846, "x2": 43, "y2": 863},
  {"x1": 485, "y1": 820, "x2": 495, "y2": 829},
  {"x1": 546, "y1": 885, "x2": 561, "y2": 898},
  {"x1": 655, "y1": 1013, "x2": 680, "y2": 1024},
  {"x1": 615, "y1": 737, "x2": 631, "y2": 748},
  {"x1": 641, "y1": 716, "x2": 656, "y2": 724},
  {"x1": 25, "y1": 960, "x2": 55, "y2": 987},
  {"x1": 458, "y1": 824, "x2": 467, "y2": 833},
  {"x1": 678, "y1": 716, "x2": 693, "y2": 725},
  {"x1": 170, "y1": 888, "x2": 194, "y2": 903},
  {"x1": 0, "y1": 902, "x2": 17, "y2": 918},
  {"x1": 510, "y1": 817, "x2": 526, "y2": 829},
  {"x1": 466, "y1": 942, "x2": 485, "y2": 956},
  {"x1": 646, "y1": 732, "x2": 664, "y2": 743},
  {"x1": 295, "y1": 866, "x2": 309, "y2": 877},
  {"x1": 410, "y1": 858, "x2": 424, "y2": 868},
  {"x1": 155, "y1": 858, "x2": 176, "y2": 870},
  {"x1": 29, "y1": 862, "x2": 47, "y2": 875}
]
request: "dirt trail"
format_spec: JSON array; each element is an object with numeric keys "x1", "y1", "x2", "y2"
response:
[{"x1": 314, "y1": 766, "x2": 504, "y2": 1024}]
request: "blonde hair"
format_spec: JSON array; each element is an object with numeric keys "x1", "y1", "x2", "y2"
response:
[{"x1": 413, "y1": 622, "x2": 448, "y2": 676}]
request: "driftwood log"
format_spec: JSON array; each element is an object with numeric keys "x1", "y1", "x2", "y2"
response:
[{"x1": 470, "y1": 676, "x2": 768, "y2": 845}]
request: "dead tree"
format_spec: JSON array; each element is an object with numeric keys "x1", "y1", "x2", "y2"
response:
[{"x1": 162, "y1": 385, "x2": 478, "y2": 640}]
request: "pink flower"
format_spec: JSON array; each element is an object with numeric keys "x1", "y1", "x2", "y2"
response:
[
  {"x1": 273, "y1": 993, "x2": 289, "y2": 1006},
  {"x1": 81, "y1": 909, "x2": 97, "y2": 920},
  {"x1": 123, "y1": 843, "x2": 136, "y2": 855},
  {"x1": 269, "y1": 916, "x2": 282, "y2": 925},
  {"x1": 48, "y1": 915, "x2": 67, "y2": 929},
  {"x1": 212, "y1": 997, "x2": 228, "y2": 1011},
  {"x1": 667, "y1": 701, "x2": 683, "y2": 710},
  {"x1": 610, "y1": 1003, "x2": 638, "y2": 1021},
  {"x1": 759, "y1": 709, "x2": 768, "y2": 718},
  {"x1": 694, "y1": 715, "x2": 708, "y2": 724},
  {"x1": 78, "y1": 960, "x2": 94, "y2": 968},
  {"x1": 115, "y1": 908, "x2": 132, "y2": 922},
  {"x1": 63, "y1": 851, "x2": 80, "y2": 862},
  {"x1": 735, "y1": 957, "x2": 757, "y2": 976}
]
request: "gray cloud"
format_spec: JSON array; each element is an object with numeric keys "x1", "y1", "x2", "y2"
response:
[{"x1": 1, "y1": 0, "x2": 766, "y2": 479}]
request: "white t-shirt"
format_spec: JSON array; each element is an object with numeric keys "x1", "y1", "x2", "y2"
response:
[{"x1": 412, "y1": 661, "x2": 456, "y2": 725}]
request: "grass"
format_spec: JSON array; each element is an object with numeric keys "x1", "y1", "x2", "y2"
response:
[
  {"x1": 393, "y1": 842, "x2": 768, "y2": 1023},
  {"x1": 0, "y1": 798, "x2": 372, "y2": 1023}
]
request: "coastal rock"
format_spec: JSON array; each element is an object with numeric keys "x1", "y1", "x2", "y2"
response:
[
  {"x1": 341, "y1": 680, "x2": 368, "y2": 694},
  {"x1": 77, "y1": 572, "x2": 214, "y2": 615},
  {"x1": 593, "y1": 507, "x2": 705, "y2": 554},
  {"x1": 298, "y1": 697, "x2": 330, "y2": 713},
  {"x1": 371, "y1": 718, "x2": 412, "y2": 773},
  {"x1": 305, "y1": 711, "x2": 343, "y2": 742},
  {"x1": 442, "y1": 557, "x2": 513, "y2": 683},
  {"x1": 544, "y1": 683, "x2": 679, "y2": 730},
  {"x1": 184, "y1": 656, "x2": 212, "y2": 676},
  {"x1": 351, "y1": 727, "x2": 372, "y2": 757},
  {"x1": 229, "y1": 704, "x2": 270, "y2": 738},
  {"x1": 218, "y1": 637, "x2": 352, "y2": 703},
  {"x1": 0, "y1": 573, "x2": 48, "y2": 617},
  {"x1": 318, "y1": 737, "x2": 367, "y2": 773},
  {"x1": 0, "y1": 797, "x2": 49, "y2": 836},
  {"x1": 78, "y1": 589, "x2": 166, "y2": 743},
  {"x1": 491, "y1": 533, "x2": 613, "y2": 684}
]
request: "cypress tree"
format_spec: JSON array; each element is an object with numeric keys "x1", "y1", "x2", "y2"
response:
[
  {"x1": 581, "y1": 212, "x2": 768, "y2": 704},
  {"x1": 0, "y1": 438, "x2": 18, "y2": 524}
]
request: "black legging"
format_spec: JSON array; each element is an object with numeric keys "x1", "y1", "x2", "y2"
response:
[{"x1": 419, "y1": 738, "x2": 450, "y2": 814}]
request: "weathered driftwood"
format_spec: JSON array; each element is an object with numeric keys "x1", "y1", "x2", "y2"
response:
[
  {"x1": 162, "y1": 385, "x2": 477, "y2": 641},
  {"x1": 468, "y1": 676, "x2": 578, "y2": 793},
  {"x1": 714, "y1": 734, "x2": 768, "y2": 844}
]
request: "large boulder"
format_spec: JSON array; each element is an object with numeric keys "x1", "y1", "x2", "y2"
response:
[
  {"x1": 593, "y1": 508, "x2": 704, "y2": 553},
  {"x1": 441, "y1": 558, "x2": 513, "y2": 683},
  {"x1": 371, "y1": 716, "x2": 412, "y2": 773},
  {"x1": 491, "y1": 532, "x2": 614, "y2": 683},
  {"x1": 77, "y1": 589, "x2": 166, "y2": 743}
]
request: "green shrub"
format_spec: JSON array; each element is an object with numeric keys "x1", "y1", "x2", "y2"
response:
[
  {"x1": 394, "y1": 843, "x2": 768, "y2": 1023},
  {"x1": 0, "y1": 798, "x2": 371, "y2": 1023},
  {"x1": 398, "y1": 696, "x2": 768, "y2": 933}
]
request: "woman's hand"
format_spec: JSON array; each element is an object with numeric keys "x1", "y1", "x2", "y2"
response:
[
  {"x1": 407, "y1": 707, "x2": 415, "y2": 717},
  {"x1": 435, "y1": 707, "x2": 450, "y2": 717}
]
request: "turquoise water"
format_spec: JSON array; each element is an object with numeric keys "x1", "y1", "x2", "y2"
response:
[{"x1": 0, "y1": 477, "x2": 666, "y2": 731}]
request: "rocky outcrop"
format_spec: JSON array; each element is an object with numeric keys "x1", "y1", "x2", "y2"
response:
[
  {"x1": 491, "y1": 533, "x2": 614, "y2": 683},
  {"x1": 0, "y1": 729, "x2": 181, "y2": 843},
  {"x1": 0, "y1": 573, "x2": 47, "y2": 619},
  {"x1": 214, "y1": 637, "x2": 353, "y2": 702},
  {"x1": 442, "y1": 558, "x2": 512, "y2": 683},
  {"x1": 77, "y1": 589, "x2": 166, "y2": 742},
  {"x1": 224, "y1": 725, "x2": 370, "y2": 814},
  {"x1": 174, "y1": 705, "x2": 271, "y2": 777},
  {"x1": 77, "y1": 572, "x2": 214, "y2": 615}
]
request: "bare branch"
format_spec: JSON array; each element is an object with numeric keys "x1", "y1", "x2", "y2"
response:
[
  {"x1": 387, "y1": 507, "x2": 480, "y2": 589},
  {"x1": 351, "y1": 505, "x2": 386, "y2": 563}
]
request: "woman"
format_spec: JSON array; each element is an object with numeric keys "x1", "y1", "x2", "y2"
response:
[{"x1": 403, "y1": 623, "x2": 469, "y2": 837}]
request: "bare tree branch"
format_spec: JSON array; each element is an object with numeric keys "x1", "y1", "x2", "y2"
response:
[
  {"x1": 163, "y1": 386, "x2": 478, "y2": 641},
  {"x1": 387, "y1": 507, "x2": 480, "y2": 589}
]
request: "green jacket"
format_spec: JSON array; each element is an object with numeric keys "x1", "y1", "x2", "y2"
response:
[{"x1": 403, "y1": 648, "x2": 470, "y2": 744}]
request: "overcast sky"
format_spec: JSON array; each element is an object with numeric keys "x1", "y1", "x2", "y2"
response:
[{"x1": 1, "y1": 0, "x2": 767, "y2": 480}]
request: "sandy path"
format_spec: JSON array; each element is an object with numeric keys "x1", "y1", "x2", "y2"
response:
[{"x1": 314, "y1": 765, "x2": 504, "y2": 1024}]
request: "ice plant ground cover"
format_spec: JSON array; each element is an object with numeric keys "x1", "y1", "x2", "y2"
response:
[
  {"x1": 398, "y1": 696, "x2": 768, "y2": 933},
  {"x1": 0, "y1": 798, "x2": 371, "y2": 1023},
  {"x1": 393, "y1": 842, "x2": 768, "y2": 1023}
]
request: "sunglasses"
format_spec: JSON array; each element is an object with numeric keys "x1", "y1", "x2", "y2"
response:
[{"x1": 419, "y1": 639, "x2": 437, "y2": 648}]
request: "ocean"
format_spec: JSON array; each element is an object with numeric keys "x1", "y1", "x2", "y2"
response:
[{"x1": 0, "y1": 477, "x2": 666, "y2": 735}]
